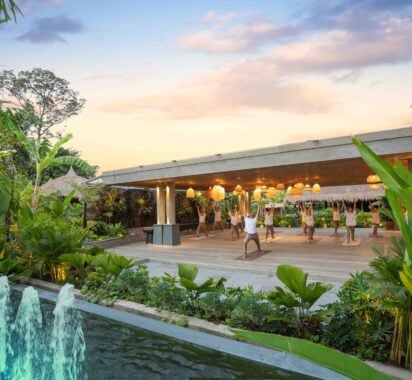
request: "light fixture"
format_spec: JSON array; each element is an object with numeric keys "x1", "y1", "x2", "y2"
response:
[
  {"x1": 367, "y1": 174, "x2": 381, "y2": 184},
  {"x1": 186, "y1": 187, "x2": 195, "y2": 199},
  {"x1": 303, "y1": 184, "x2": 312, "y2": 192},
  {"x1": 276, "y1": 183, "x2": 285, "y2": 190},
  {"x1": 369, "y1": 183, "x2": 380, "y2": 190},
  {"x1": 206, "y1": 186, "x2": 213, "y2": 199},
  {"x1": 235, "y1": 184, "x2": 243, "y2": 193},
  {"x1": 294, "y1": 183, "x2": 304, "y2": 190},
  {"x1": 212, "y1": 185, "x2": 225, "y2": 201},
  {"x1": 290, "y1": 187, "x2": 303, "y2": 196},
  {"x1": 253, "y1": 188, "x2": 261, "y2": 201},
  {"x1": 267, "y1": 187, "x2": 277, "y2": 197},
  {"x1": 312, "y1": 183, "x2": 321, "y2": 193},
  {"x1": 287, "y1": 186, "x2": 293, "y2": 194}
]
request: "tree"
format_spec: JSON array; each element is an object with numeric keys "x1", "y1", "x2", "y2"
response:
[
  {"x1": 0, "y1": 0, "x2": 22, "y2": 23},
  {"x1": 0, "y1": 68, "x2": 85, "y2": 143}
]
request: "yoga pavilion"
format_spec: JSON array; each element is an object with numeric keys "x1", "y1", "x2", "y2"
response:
[{"x1": 96, "y1": 126, "x2": 412, "y2": 287}]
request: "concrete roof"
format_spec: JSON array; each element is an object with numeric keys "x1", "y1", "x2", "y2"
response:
[{"x1": 101, "y1": 126, "x2": 412, "y2": 189}]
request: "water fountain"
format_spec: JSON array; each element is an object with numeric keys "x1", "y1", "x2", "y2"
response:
[{"x1": 0, "y1": 276, "x2": 86, "y2": 380}]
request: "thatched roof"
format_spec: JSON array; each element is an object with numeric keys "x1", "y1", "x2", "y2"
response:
[
  {"x1": 284, "y1": 184, "x2": 384, "y2": 203},
  {"x1": 40, "y1": 167, "x2": 87, "y2": 198}
]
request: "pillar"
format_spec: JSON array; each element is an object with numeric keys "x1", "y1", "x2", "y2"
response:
[
  {"x1": 156, "y1": 184, "x2": 166, "y2": 224},
  {"x1": 245, "y1": 191, "x2": 251, "y2": 216},
  {"x1": 166, "y1": 183, "x2": 176, "y2": 224}
]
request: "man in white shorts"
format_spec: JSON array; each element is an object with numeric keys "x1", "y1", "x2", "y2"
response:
[{"x1": 244, "y1": 205, "x2": 262, "y2": 258}]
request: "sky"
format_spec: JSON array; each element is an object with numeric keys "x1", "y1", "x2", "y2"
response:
[{"x1": 2, "y1": 0, "x2": 412, "y2": 174}]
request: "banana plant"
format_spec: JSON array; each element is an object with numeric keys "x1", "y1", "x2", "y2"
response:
[
  {"x1": 352, "y1": 136, "x2": 412, "y2": 294},
  {"x1": 178, "y1": 263, "x2": 226, "y2": 308},
  {"x1": 268, "y1": 264, "x2": 332, "y2": 337},
  {"x1": 2, "y1": 109, "x2": 94, "y2": 208}
]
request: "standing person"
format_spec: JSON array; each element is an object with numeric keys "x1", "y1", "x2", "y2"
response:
[
  {"x1": 228, "y1": 207, "x2": 240, "y2": 240},
  {"x1": 332, "y1": 202, "x2": 341, "y2": 235},
  {"x1": 214, "y1": 206, "x2": 224, "y2": 231},
  {"x1": 244, "y1": 205, "x2": 262, "y2": 258},
  {"x1": 299, "y1": 202, "x2": 307, "y2": 235},
  {"x1": 236, "y1": 207, "x2": 245, "y2": 233},
  {"x1": 370, "y1": 205, "x2": 380, "y2": 236},
  {"x1": 196, "y1": 206, "x2": 208, "y2": 238},
  {"x1": 264, "y1": 204, "x2": 275, "y2": 241},
  {"x1": 305, "y1": 203, "x2": 315, "y2": 242},
  {"x1": 344, "y1": 202, "x2": 357, "y2": 244}
]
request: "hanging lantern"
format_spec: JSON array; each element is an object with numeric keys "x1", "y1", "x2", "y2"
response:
[
  {"x1": 312, "y1": 183, "x2": 321, "y2": 193},
  {"x1": 186, "y1": 187, "x2": 195, "y2": 198},
  {"x1": 212, "y1": 185, "x2": 225, "y2": 201},
  {"x1": 294, "y1": 183, "x2": 304, "y2": 190},
  {"x1": 367, "y1": 174, "x2": 381, "y2": 184},
  {"x1": 253, "y1": 188, "x2": 261, "y2": 201},
  {"x1": 290, "y1": 187, "x2": 303, "y2": 196},
  {"x1": 370, "y1": 183, "x2": 380, "y2": 190},
  {"x1": 235, "y1": 184, "x2": 243, "y2": 193},
  {"x1": 218, "y1": 186, "x2": 225, "y2": 201},
  {"x1": 206, "y1": 186, "x2": 213, "y2": 199},
  {"x1": 267, "y1": 187, "x2": 277, "y2": 197},
  {"x1": 303, "y1": 184, "x2": 312, "y2": 192},
  {"x1": 287, "y1": 186, "x2": 293, "y2": 194},
  {"x1": 276, "y1": 183, "x2": 285, "y2": 190}
]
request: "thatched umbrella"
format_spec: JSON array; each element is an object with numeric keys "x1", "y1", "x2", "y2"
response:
[{"x1": 40, "y1": 167, "x2": 87, "y2": 198}]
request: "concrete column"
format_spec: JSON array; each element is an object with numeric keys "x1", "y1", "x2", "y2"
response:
[
  {"x1": 166, "y1": 183, "x2": 176, "y2": 224},
  {"x1": 156, "y1": 184, "x2": 166, "y2": 224}
]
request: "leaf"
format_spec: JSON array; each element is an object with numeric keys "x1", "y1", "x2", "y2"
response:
[
  {"x1": 38, "y1": 134, "x2": 73, "y2": 173},
  {"x1": 178, "y1": 263, "x2": 198, "y2": 281},
  {"x1": 276, "y1": 264, "x2": 307, "y2": 295},
  {"x1": 179, "y1": 277, "x2": 199, "y2": 291},
  {"x1": 399, "y1": 269, "x2": 412, "y2": 295},
  {"x1": 301, "y1": 282, "x2": 333, "y2": 308},
  {"x1": 268, "y1": 287, "x2": 300, "y2": 308},
  {"x1": 233, "y1": 330, "x2": 391, "y2": 380},
  {"x1": 50, "y1": 155, "x2": 94, "y2": 176}
]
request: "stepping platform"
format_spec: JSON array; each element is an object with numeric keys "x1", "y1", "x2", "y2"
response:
[
  {"x1": 189, "y1": 234, "x2": 215, "y2": 240},
  {"x1": 342, "y1": 239, "x2": 362, "y2": 246},
  {"x1": 329, "y1": 233, "x2": 345, "y2": 237},
  {"x1": 264, "y1": 237, "x2": 282, "y2": 243},
  {"x1": 234, "y1": 250, "x2": 272, "y2": 261},
  {"x1": 302, "y1": 238, "x2": 321, "y2": 244}
]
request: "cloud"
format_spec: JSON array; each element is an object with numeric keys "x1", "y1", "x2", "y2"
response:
[
  {"x1": 180, "y1": 14, "x2": 297, "y2": 54},
  {"x1": 199, "y1": 11, "x2": 237, "y2": 24},
  {"x1": 16, "y1": 14, "x2": 84, "y2": 43}
]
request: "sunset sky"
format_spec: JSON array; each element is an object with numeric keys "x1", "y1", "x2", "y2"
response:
[{"x1": 3, "y1": 0, "x2": 412, "y2": 174}]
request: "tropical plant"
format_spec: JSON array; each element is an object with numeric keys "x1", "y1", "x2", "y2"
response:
[
  {"x1": 234, "y1": 330, "x2": 391, "y2": 380},
  {"x1": 353, "y1": 136, "x2": 412, "y2": 368},
  {"x1": 0, "y1": 0, "x2": 22, "y2": 23},
  {"x1": 105, "y1": 222, "x2": 127, "y2": 238},
  {"x1": 267, "y1": 264, "x2": 332, "y2": 338},
  {"x1": 60, "y1": 252, "x2": 94, "y2": 287},
  {"x1": 91, "y1": 253, "x2": 134, "y2": 280},
  {"x1": 177, "y1": 263, "x2": 226, "y2": 310}
]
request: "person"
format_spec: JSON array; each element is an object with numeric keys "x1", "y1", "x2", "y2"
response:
[
  {"x1": 237, "y1": 208, "x2": 245, "y2": 233},
  {"x1": 344, "y1": 202, "x2": 357, "y2": 244},
  {"x1": 214, "y1": 206, "x2": 224, "y2": 231},
  {"x1": 299, "y1": 202, "x2": 307, "y2": 235},
  {"x1": 370, "y1": 205, "x2": 380, "y2": 236},
  {"x1": 332, "y1": 202, "x2": 341, "y2": 234},
  {"x1": 305, "y1": 203, "x2": 315, "y2": 242},
  {"x1": 228, "y1": 207, "x2": 240, "y2": 240},
  {"x1": 264, "y1": 204, "x2": 275, "y2": 241},
  {"x1": 244, "y1": 205, "x2": 262, "y2": 258},
  {"x1": 196, "y1": 206, "x2": 208, "y2": 238}
]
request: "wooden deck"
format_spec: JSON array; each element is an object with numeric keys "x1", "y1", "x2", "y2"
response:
[{"x1": 111, "y1": 227, "x2": 399, "y2": 284}]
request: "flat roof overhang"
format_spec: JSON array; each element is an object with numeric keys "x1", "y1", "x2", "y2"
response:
[{"x1": 101, "y1": 127, "x2": 412, "y2": 190}]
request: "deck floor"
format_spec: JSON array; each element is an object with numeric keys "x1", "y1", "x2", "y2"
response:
[{"x1": 111, "y1": 227, "x2": 398, "y2": 284}]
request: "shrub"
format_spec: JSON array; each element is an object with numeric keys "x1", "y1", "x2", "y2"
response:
[{"x1": 195, "y1": 292, "x2": 237, "y2": 323}]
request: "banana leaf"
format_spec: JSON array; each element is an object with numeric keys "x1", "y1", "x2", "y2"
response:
[{"x1": 234, "y1": 330, "x2": 391, "y2": 380}]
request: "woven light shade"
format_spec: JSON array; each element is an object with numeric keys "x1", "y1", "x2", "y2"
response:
[
  {"x1": 312, "y1": 183, "x2": 321, "y2": 193},
  {"x1": 212, "y1": 185, "x2": 225, "y2": 201},
  {"x1": 303, "y1": 184, "x2": 312, "y2": 192},
  {"x1": 235, "y1": 185, "x2": 243, "y2": 193},
  {"x1": 367, "y1": 174, "x2": 381, "y2": 184},
  {"x1": 276, "y1": 183, "x2": 285, "y2": 190},
  {"x1": 290, "y1": 187, "x2": 303, "y2": 196},
  {"x1": 294, "y1": 183, "x2": 304, "y2": 190},
  {"x1": 186, "y1": 187, "x2": 195, "y2": 198},
  {"x1": 253, "y1": 188, "x2": 261, "y2": 201},
  {"x1": 287, "y1": 186, "x2": 293, "y2": 194},
  {"x1": 267, "y1": 187, "x2": 277, "y2": 197},
  {"x1": 370, "y1": 183, "x2": 380, "y2": 190}
]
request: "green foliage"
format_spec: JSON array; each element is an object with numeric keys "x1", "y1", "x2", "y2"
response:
[
  {"x1": 323, "y1": 272, "x2": 393, "y2": 362},
  {"x1": 91, "y1": 253, "x2": 134, "y2": 280},
  {"x1": 60, "y1": 252, "x2": 94, "y2": 287},
  {"x1": 177, "y1": 263, "x2": 226, "y2": 308},
  {"x1": 268, "y1": 264, "x2": 332, "y2": 338},
  {"x1": 105, "y1": 222, "x2": 127, "y2": 237},
  {"x1": 234, "y1": 330, "x2": 391, "y2": 380},
  {"x1": 0, "y1": 0, "x2": 22, "y2": 23},
  {"x1": 195, "y1": 292, "x2": 237, "y2": 323}
]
